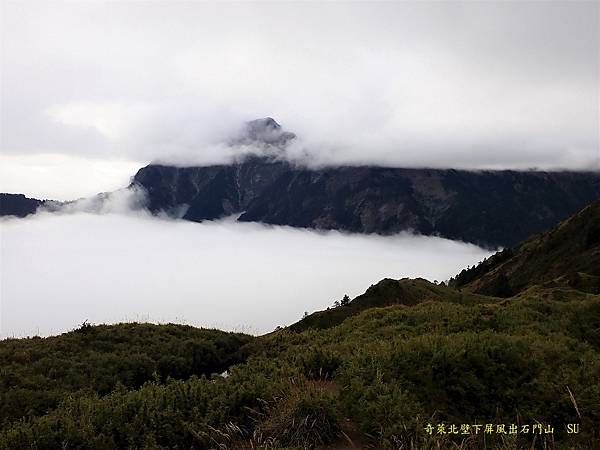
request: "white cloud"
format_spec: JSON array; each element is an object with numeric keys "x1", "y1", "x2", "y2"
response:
[
  {"x1": 46, "y1": 102, "x2": 143, "y2": 141},
  {"x1": 0, "y1": 213, "x2": 492, "y2": 338},
  {"x1": 45, "y1": 185, "x2": 149, "y2": 215},
  {"x1": 0, "y1": 154, "x2": 141, "y2": 201},
  {"x1": 0, "y1": 1, "x2": 597, "y2": 180}
]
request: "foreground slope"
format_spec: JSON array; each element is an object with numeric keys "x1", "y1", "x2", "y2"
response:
[
  {"x1": 1, "y1": 201, "x2": 600, "y2": 449},
  {"x1": 2, "y1": 287, "x2": 597, "y2": 449},
  {"x1": 0, "y1": 324, "x2": 252, "y2": 427}
]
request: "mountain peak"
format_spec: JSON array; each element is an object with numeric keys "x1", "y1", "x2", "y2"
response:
[
  {"x1": 235, "y1": 117, "x2": 296, "y2": 147},
  {"x1": 247, "y1": 117, "x2": 281, "y2": 131}
]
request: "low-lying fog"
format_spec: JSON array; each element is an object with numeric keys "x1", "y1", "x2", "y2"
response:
[{"x1": 1, "y1": 213, "x2": 492, "y2": 338}]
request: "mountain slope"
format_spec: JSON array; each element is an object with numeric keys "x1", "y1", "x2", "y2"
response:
[
  {"x1": 3, "y1": 119, "x2": 600, "y2": 247},
  {"x1": 2, "y1": 283, "x2": 599, "y2": 448},
  {"x1": 289, "y1": 278, "x2": 494, "y2": 333},
  {"x1": 291, "y1": 199, "x2": 600, "y2": 333},
  {"x1": 5, "y1": 162, "x2": 599, "y2": 249},
  {"x1": 128, "y1": 118, "x2": 600, "y2": 248},
  {"x1": 452, "y1": 199, "x2": 600, "y2": 296},
  {"x1": 0, "y1": 323, "x2": 252, "y2": 427},
  {"x1": 133, "y1": 159, "x2": 600, "y2": 248}
]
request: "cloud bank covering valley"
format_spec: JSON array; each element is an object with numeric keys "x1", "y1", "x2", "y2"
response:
[{"x1": 0, "y1": 212, "x2": 491, "y2": 338}]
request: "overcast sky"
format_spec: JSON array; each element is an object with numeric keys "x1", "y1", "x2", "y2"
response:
[{"x1": 1, "y1": 1, "x2": 599, "y2": 200}]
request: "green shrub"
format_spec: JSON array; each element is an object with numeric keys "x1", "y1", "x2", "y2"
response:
[{"x1": 256, "y1": 377, "x2": 341, "y2": 448}]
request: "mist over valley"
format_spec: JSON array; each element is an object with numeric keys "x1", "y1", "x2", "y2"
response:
[{"x1": 0, "y1": 211, "x2": 491, "y2": 338}]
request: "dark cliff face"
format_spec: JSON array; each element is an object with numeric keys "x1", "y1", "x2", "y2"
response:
[
  {"x1": 0, "y1": 193, "x2": 44, "y2": 217},
  {"x1": 132, "y1": 157, "x2": 291, "y2": 219},
  {"x1": 132, "y1": 158, "x2": 600, "y2": 248}
]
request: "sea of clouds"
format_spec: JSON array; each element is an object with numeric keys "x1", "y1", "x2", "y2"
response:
[{"x1": 0, "y1": 208, "x2": 492, "y2": 338}]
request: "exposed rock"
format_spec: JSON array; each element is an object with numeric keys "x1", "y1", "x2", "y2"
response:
[
  {"x1": 232, "y1": 117, "x2": 296, "y2": 148},
  {"x1": 132, "y1": 158, "x2": 600, "y2": 248}
]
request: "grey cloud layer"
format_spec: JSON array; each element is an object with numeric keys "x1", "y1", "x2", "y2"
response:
[{"x1": 1, "y1": 1, "x2": 598, "y2": 170}]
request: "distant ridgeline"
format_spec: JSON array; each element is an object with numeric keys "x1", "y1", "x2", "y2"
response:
[
  {"x1": 0, "y1": 193, "x2": 44, "y2": 217},
  {"x1": 3, "y1": 118, "x2": 600, "y2": 248},
  {"x1": 133, "y1": 159, "x2": 600, "y2": 248}
]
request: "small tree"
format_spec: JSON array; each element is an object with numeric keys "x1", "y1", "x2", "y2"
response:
[{"x1": 340, "y1": 294, "x2": 350, "y2": 306}]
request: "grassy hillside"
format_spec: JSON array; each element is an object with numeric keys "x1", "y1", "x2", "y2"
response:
[
  {"x1": 0, "y1": 323, "x2": 252, "y2": 428},
  {"x1": 289, "y1": 277, "x2": 495, "y2": 333},
  {"x1": 2, "y1": 286, "x2": 598, "y2": 449},
  {"x1": 1, "y1": 201, "x2": 600, "y2": 449},
  {"x1": 451, "y1": 199, "x2": 600, "y2": 297}
]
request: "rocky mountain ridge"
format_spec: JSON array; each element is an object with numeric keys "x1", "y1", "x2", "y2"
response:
[
  {"x1": 132, "y1": 156, "x2": 600, "y2": 247},
  {"x1": 3, "y1": 118, "x2": 600, "y2": 248}
]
